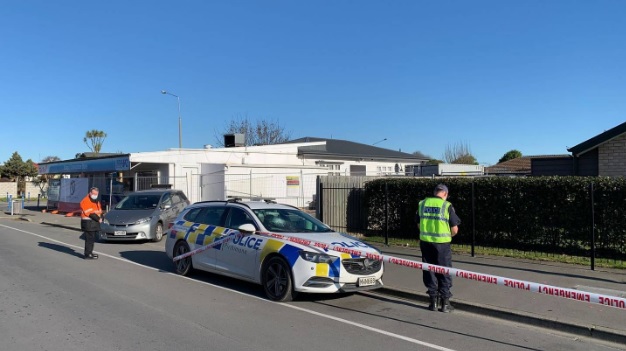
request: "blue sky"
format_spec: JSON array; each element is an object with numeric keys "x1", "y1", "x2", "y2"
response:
[{"x1": 1, "y1": 0, "x2": 625, "y2": 165}]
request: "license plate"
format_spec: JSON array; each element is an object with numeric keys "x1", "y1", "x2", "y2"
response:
[
  {"x1": 114, "y1": 230, "x2": 126, "y2": 236},
  {"x1": 358, "y1": 276, "x2": 376, "y2": 287}
]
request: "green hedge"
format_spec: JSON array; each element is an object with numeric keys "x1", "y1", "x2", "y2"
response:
[{"x1": 364, "y1": 177, "x2": 626, "y2": 259}]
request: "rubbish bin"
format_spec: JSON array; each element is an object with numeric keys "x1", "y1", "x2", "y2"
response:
[{"x1": 10, "y1": 200, "x2": 21, "y2": 215}]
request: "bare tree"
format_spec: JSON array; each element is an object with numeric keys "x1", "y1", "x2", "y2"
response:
[
  {"x1": 41, "y1": 155, "x2": 61, "y2": 163},
  {"x1": 443, "y1": 141, "x2": 478, "y2": 165},
  {"x1": 84, "y1": 129, "x2": 107, "y2": 153},
  {"x1": 216, "y1": 115, "x2": 291, "y2": 146}
]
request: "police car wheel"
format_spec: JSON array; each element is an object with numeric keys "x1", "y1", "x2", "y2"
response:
[
  {"x1": 152, "y1": 222, "x2": 164, "y2": 242},
  {"x1": 262, "y1": 256, "x2": 295, "y2": 302},
  {"x1": 173, "y1": 241, "x2": 193, "y2": 276}
]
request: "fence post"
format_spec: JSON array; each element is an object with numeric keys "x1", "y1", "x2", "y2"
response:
[
  {"x1": 8, "y1": 194, "x2": 12, "y2": 213},
  {"x1": 318, "y1": 181, "x2": 324, "y2": 222},
  {"x1": 384, "y1": 182, "x2": 389, "y2": 246},
  {"x1": 37, "y1": 193, "x2": 41, "y2": 208},
  {"x1": 590, "y1": 182, "x2": 596, "y2": 271},
  {"x1": 471, "y1": 179, "x2": 476, "y2": 257},
  {"x1": 22, "y1": 194, "x2": 25, "y2": 209}
]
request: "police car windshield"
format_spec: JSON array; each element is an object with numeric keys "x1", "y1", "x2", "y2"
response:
[
  {"x1": 253, "y1": 208, "x2": 333, "y2": 233},
  {"x1": 115, "y1": 194, "x2": 161, "y2": 210}
]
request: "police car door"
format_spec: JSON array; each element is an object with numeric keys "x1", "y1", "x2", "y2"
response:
[
  {"x1": 185, "y1": 206, "x2": 227, "y2": 271},
  {"x1": 214, "y1": 207, "x2": 261, "y2": 279}
]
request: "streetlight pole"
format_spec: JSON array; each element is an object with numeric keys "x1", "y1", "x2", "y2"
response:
[{"x1": 161, "y1": 90, "x2": 182, "y2": 149}]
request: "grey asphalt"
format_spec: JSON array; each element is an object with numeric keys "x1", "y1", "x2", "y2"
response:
[{"x1": 3, "y1": 203, "x2": 626, "y2": 344}]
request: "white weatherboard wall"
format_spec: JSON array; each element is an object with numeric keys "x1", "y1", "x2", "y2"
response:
[
  {"x1": 222, "y1": 165, "x2": 327, "y2": 207},
  {"x1": 127, "y1": 141, "x2": 423, "y2": 206},
  {"x1": 419, "y1": 164, "x2": 484, "y2": 177},
  {"x1": 131, "y1": 143, "x2": 317, "y2": 203},
  {"x1": 200, "y1": 163, "x2": 327, "y2": 207}
]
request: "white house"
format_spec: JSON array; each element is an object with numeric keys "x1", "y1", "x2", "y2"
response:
[{"x1": 38, "y1": 137, "x2": 427, "y2": 207}]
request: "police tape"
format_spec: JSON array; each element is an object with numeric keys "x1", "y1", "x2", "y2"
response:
[
  {"x1": 172, "y1": 232, "x2": 244, "y2": 262},
  {"x1": 172, "y1": 230, "x2": 626, "y2": 310},
  {"x1": 386, "y1": 256, "x2": 626, "y2": 310},
  {"x1": 172, "y1": 230, "x2": 381, "y2": 262}
]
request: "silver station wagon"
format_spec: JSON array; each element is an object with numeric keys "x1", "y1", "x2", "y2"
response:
[{"x1": 101, "y1": 189, "x2": 189, "y2": 242}]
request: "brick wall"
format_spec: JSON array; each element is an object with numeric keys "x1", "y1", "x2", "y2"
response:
[
  {"x1": 25, "y1": 182, "x2": 48, "y2": 198},
  {"x1": 0, "y1": 182, "x2": 48, "y2": 199},
  {"x1": 0, "y1": 182, "x2": 17, "y2": 198},
  {"x1": 599, "y1": 133, "x2": 626, "y2": 177}
]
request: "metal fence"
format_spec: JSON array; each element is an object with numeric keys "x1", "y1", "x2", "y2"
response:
[
  {"x1": 220, "y1": 171, "x2": 328, "y2": 208},
  {"x1": 317, "y1": 175, "x2": 382, "y2": 233},
  {"x1": 318, "y1": 176, "x2": 626, "y2": 268}
]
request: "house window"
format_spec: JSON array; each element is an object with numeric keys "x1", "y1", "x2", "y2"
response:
[
  {"x1": 350, "y1": 165, "x2": 366, "y2": 176},
  {"x1": 321, "y1": 163, "x2": 341, "y2": 175}
]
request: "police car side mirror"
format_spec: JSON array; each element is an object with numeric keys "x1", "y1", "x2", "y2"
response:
[{"x1": 238, "y1": 223, "x2": 256, "y2": 234}]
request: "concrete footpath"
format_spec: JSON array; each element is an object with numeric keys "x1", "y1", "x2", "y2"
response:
[{"x1": 2, "y1": 204, "x2": 626, "y2": 344}]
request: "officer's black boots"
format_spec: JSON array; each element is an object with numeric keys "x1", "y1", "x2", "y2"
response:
[
  {"x1": 428, "y1": 296, "x2": 439, "y2": 311},
  {"x1": 440, "y1": 298, "x2": 454, "y2": 313}
]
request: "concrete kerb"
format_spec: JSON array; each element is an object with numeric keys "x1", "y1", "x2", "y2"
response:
[{"x1": 374, "y1": 286, "x2": 626, "y2": 345}]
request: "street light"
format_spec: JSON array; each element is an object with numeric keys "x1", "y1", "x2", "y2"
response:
[
  {"x1": 372, "y1": 138, "x2": 387, "y2": 146},
  {"x1": 161, "y1": 90, "x2": 182, "y2": 149}
]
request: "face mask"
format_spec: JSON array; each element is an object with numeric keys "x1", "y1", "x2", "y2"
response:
[{"x1": 90, "y1": 195, "x2": 98, "y2": 200}]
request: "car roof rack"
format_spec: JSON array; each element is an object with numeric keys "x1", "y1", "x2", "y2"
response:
[{"x1": 226, "y1": 196, "x2": 276, "y2": 203}]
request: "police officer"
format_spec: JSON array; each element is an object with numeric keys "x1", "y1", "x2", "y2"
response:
[
  {"x1": 417, "y1": 184, "x2": 461, "y2": 312},
  {"x1": 80, "y1": 187, "x2": 103, "y2": 260}
]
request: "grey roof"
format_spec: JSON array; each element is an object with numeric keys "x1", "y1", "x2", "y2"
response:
[
  {"x1": 284, "y1": 137, "x2": 427, "y2": 162},
  {"x1": 485, "y1": 154, "x2": 571, "y2": 175},
  {"x1": 568, "y1": 121, "x2": 626, "y2": 156}
]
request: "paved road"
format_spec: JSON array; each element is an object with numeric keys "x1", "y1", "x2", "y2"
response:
[{"x1": 1, "y1": 220, "x2": 623, "y2": 351}]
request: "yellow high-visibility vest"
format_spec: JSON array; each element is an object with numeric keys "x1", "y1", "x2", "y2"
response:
[{"x1": 418, "y1": 197, "x2": 452, "y2": 243}]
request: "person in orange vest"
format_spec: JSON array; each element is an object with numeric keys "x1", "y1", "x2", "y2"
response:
[{"x1": 80, "y1": 187, "x2": 103, "y2": 260}]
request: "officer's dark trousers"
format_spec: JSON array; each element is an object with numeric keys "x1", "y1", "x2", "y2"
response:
[
  {"x1": 420, "y1": 241, "x2": 453, "y2": 299},
  {"x1": 84, "y1": 231, "x2": 96, "y2": 256}
]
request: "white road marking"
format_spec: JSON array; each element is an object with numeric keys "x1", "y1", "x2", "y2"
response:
[{"x1": 0, "y1": 223, "x2": 457, "y2": 351}]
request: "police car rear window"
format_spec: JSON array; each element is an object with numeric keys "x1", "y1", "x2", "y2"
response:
[
  {"x1": 183, "y1": 208, "x2": 203, "y2": 222},
  {"x1": 196, "y1": 207, "x2": 226, "y2": 225}
]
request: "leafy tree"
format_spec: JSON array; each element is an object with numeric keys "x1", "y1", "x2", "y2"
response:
[
  {"x1": 216, "y1": 115, "x2": 291, "y2": 146},
  {"x1": 412, "y1": 151, "x2": 431, "y2": 159},
  {"x1": 24, "y1": 159, "x2": 38, "y2": 176},
  {"x1": 84, "y1": 129, "x2": 107, "y2": 153},
  {"x1": 498, "y1": 149, "x2": 522, "y2": 164},
  {"x1": 443, "y1": 141, "x2": 478, "y2": 165},
  {"x1": 426, "y1": 159, "x2": 444, "y2": 165},
  {"x1": 41, "y1": 155, "x2": 61, "y2": 163},
  {"x1": 0, "y1": 152, "x2": 38, "y2": 181}
]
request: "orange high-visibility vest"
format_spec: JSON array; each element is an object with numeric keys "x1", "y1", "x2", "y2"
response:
[{"x1": 80, "y1": 195, "x2": 102, "y2": 220}]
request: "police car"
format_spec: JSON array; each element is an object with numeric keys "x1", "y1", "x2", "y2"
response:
[{"x1": 165, "y1": 199, "x2": 384, "y2": 301}]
